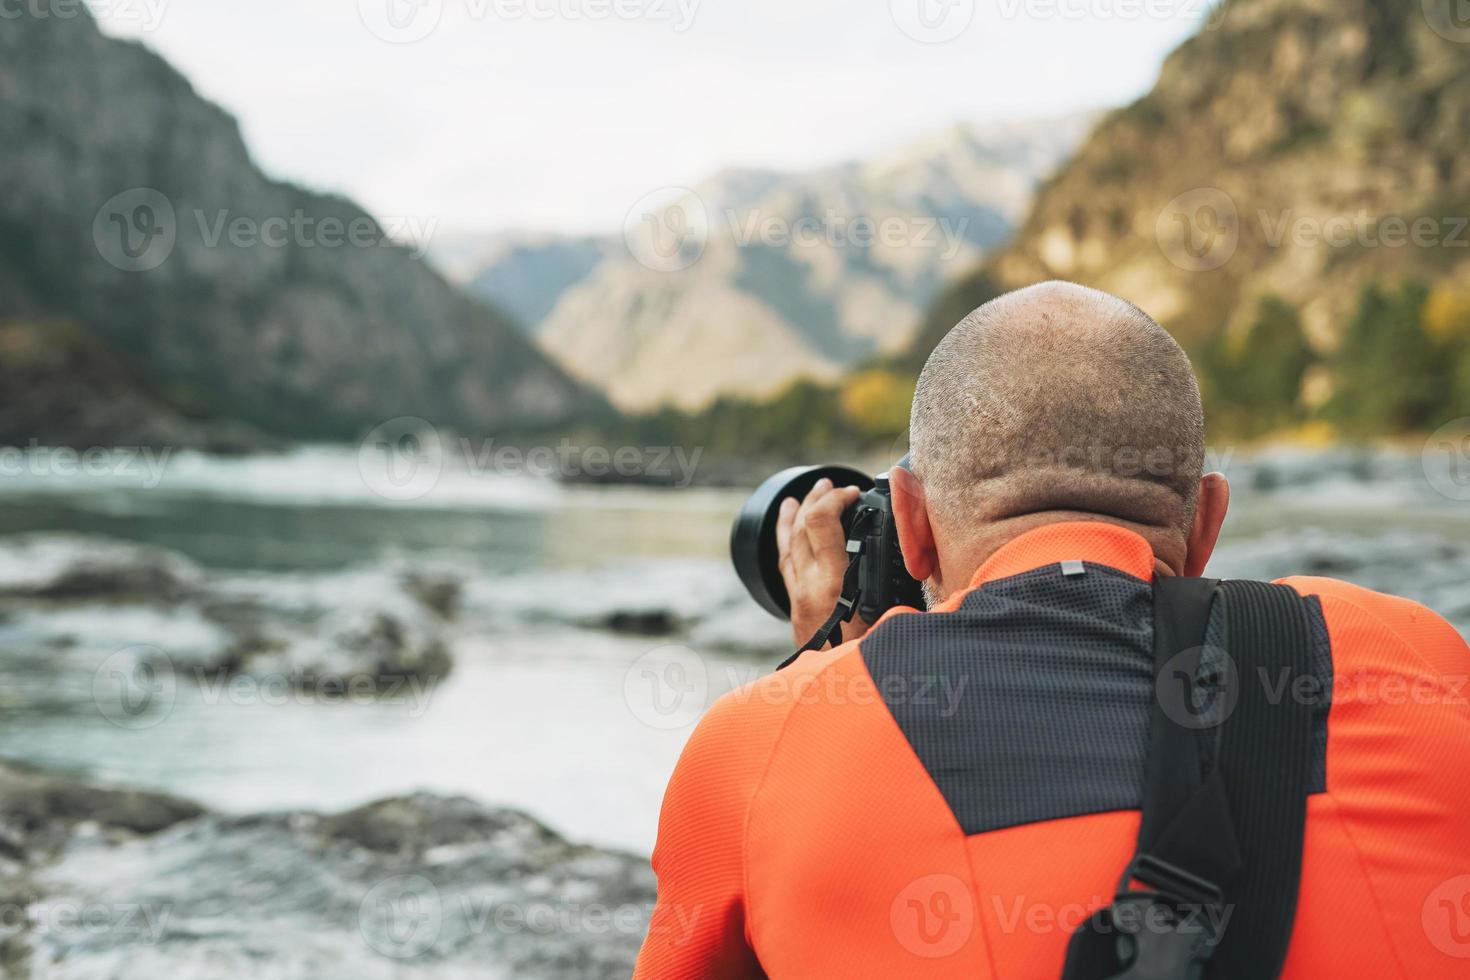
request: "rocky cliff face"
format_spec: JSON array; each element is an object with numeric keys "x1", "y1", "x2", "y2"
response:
[
  {"x1": 449, "y1": 115, "x2": 1093, "y2": 411},
  {"x1": 925, "y1": 0, "x2": 1470, "y2": 356},
  {"x1": 0, "y1": 321, "x2": 266, "y2": 451},
  {"x1": 0, "y1": 3, "x2": 606, "y2": 440}
]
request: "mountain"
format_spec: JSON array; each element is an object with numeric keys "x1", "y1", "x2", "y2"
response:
[
  {"x1": 441, "y1": 115, "x2": 1094, "y2": 411},
  {"x1": 0, "y1": 3, "x2": 605, "y2": 441},
  {"x1": 651, "y1": 0, "x2": 1470, "y2": 455},
  {"x1": 432, "y1": 231, "x2": 615, "y2": 333},
  {"x1": 922, "y1": 0, "x2": 1470, "y2": 401},
  {"x1": 0, "y1": 320, "x2": 264, "y2": 451}
]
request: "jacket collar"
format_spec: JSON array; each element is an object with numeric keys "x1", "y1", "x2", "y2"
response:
[{"x1": 925, "y1": 521, "x2": 1159, "y2": 614}]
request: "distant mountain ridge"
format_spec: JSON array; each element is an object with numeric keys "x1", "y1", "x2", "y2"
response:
[
  {"x1": 433, "y1": 232, "x2": 616, "y2": 333},
  {"x1": 924, "y1": 0, "x2": 1470, "y2": 366},
  {"x1": 0, "y1": 2, "x2": 604, "y2": 442},
  {"x1": 437, "y1": 115, "x2": 1095, "y2": 410},
  {"x1": 636, "y1": 0, "x2": 1470, "y2": 457}
]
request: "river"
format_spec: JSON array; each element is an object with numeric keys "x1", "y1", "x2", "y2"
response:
[{"x1": 0, "y1": 443, "x2": 1465, "y2": 855}]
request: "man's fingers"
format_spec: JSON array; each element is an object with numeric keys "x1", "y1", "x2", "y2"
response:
[
  {"x1": 788, "y1": 478, "x2": 832, "y2": 568},
  {"x1": 775, "y1": 495, "x2": 797, "y2": 561},
  {"x1": 801, "y1": 485, "x2": 859, "y2": 562},
  {"x1": 783, "y1": 479, "x2": 864, "y2": 613},
  {"x1": 811, "y1": 484, "x2": 861, "y2": 515}
]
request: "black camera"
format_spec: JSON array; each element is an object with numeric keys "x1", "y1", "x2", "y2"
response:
[{"x1": 729, "y1": 460, "x2": 926, "y2": 633}]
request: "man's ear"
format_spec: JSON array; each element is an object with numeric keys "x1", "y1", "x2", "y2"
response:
[
  {"x1": 1183, "y1": 472, "x2": 1230, "y2": 577},
  {"x1": 889, "y1": 465, "x2": 938, "y2": 582}
]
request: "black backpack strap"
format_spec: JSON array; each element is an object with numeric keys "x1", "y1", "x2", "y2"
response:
[
  {"x1": 1061, "y1": 577, "x2": 1316, "y2": 980},
  {"x1": 1209, "y1": 579, "x2": 1316, "y2": 978}
]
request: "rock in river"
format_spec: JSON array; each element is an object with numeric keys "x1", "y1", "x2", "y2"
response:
[
  {"x1": 0, "y1": 762, "x2": 654, "y2": 980},
  {"x1": 0, "y1": 535, "x2": 202, "y2": 604},
  {"x1": 0, "y1": 535, "x2": 457, "y2": 691}
]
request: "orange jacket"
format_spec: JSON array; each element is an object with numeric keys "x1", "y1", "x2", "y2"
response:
[{"x1": 634, "y1": 522, "x2": 1470, "y2": 978}]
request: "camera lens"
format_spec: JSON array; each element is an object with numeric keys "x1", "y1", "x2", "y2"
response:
[{"x1": 729, "y1": 464, "x2": 874, "y2": 619}]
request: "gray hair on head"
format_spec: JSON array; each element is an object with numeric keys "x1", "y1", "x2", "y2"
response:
[{"x1": 908, "y1": 280, "x2": 1206, "y2": 536}]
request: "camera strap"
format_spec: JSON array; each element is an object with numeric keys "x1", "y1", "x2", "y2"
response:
[{"x1": 775, "y1": 552, "x2": 863, "y2": 671}]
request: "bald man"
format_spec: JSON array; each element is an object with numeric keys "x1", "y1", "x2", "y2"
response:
[{"x1": 634, "y1": 282, "x2": 1470, "y2": 979}]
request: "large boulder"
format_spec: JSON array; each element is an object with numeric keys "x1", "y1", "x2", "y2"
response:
[
  {"x1": 0, "y1": 535, "x2": 202, "y2": 604},
  {"x1": 0, "y1": 763, "x2": 652, "y2": 980}
]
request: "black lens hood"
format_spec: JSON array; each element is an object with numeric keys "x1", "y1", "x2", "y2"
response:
[{"x1": 729, "y1": 464, "x2": 874, "y2": 619}]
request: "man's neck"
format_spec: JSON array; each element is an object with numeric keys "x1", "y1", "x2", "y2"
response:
[{"x1": 934, "y1": 512, "x2": 1185, "y2": 603}]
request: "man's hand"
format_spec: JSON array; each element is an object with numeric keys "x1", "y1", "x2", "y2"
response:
[{"x1": 775, "y1": 478, "x2": 873, "y2": 649}]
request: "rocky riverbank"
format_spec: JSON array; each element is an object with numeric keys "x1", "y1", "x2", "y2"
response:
[{"x1": 0, "y1": 762, "x2": 654, "y2": 979}]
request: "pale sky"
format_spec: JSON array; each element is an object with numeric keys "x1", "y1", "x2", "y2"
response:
[{"x1": 94, "y1": 0, "x2": 1214, "y2": 235}]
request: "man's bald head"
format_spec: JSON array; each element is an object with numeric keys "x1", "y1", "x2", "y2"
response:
[{"x1": 909, "y1": 281, "x2": 1205, "y2": 537}]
